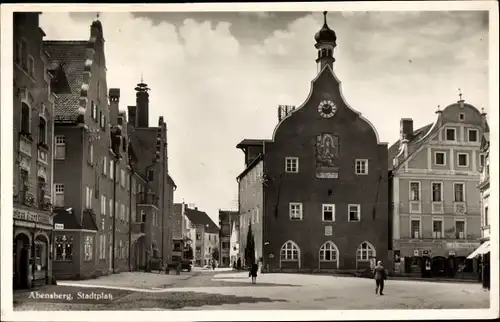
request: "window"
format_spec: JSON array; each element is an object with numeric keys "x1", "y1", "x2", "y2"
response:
[
  {"x1": 289, "y1": 203, "x2": 303, "y2": 220},
  {"x1": 196, "y1": 246, "x2": 201, "y2": 253},
  {"x1": 454, "y1": 183, "x2": 465, "y2": 202},
  {"x1": 434, "y1": 152, "x2": 446, "y2": 166},
  {"x1": 37, "y1": 177, "x2": 46, "y2": 207},
  {"x1": 432, "y1": 219, "x2": 443, "y2": 239},
  {"x1": 280, "y1": 241, "x2": 299, "y2": 261},
  {"x1": 484, "y1": 206, "x2": 489, "y2": 227},
  {"x1": 85, "y1": 186, "x2": 91, "y2": 208},
  {"x1": 55, "y1": 136, "x2": 66, "y2": 159},
  {"x1": 148, "y1": 169, "x2": 154, "y2": 181},
  {"x1": 132, "y1": 209, "x2": 136, "y2": 222},
  {"x1": 410, "y1": 182, "x2": 420, "y2": 201},
  {"x1": 411, "y1": 219, "x2": 421, "y2": 239},
  {"x1": 54, "y1": 184, "x2": 64, "y2": 207},
  {"x1": 100, "y1": 111, "x2": 104, "y2": 128},
  {"x1": 101, "y1": 217, "x2": 105, "y2": 230},
  {"x1": 110, "y1": 160, "x2": 114, "y2": 180},
  {"x1": 479, "y1": 153, "x2": 485, "y2": 168},
  {"x1": 356, "y1": 242, "x2": 375, "y2": 261},
  {"x1": 84, "y1": 236, "x2": 93, "y2": 261},
  {"x1": 141, "y1": 210, "x2": 146, "y2": 223},
  {"x1": 457, "y1": 153, "x2": 468, "y2": 167},
  {"x1": 88, "y1": 143, "x2": 94, "y2": 165},
  {"x1": 121, "y1": 204, "x2": 125, "y2": 221},
  {"x1": 54, "y1": 235, "x2": 73, "y2": 261},
  {"x1": 348, "y1": 204, "x2": 360, "y2": 222},
  {"x1": 196, "y1": 232, "x2": 202, "y2": 240},
  {"x1": 103, "y1": 156, "x2": 107, "y2": 176},
  {"x1": 319, "y1": 241, "x2": 338, "y2": 262},
  {"x1": 28, "y1": 55, "x2": 35, "y2": 77},
  {"x1": 20, "y1": 39, "x2": 28, "y2": 69},
  {"x1": 432, "y1": 182, "x2": 442, "y2": 202},
  {"x1": 93, "y1": 102, "x2": 97, "y2": 121},
  {"x1": 455, "y1": 220, "x2": 465, "y2": 239},
  {"x1": 21, "y1": 103, "x2": 31, "y2": 134},
  {"x1": 101, "y1": 195, "x2": 107, "y2": 216},
  {"x1": 121, "y1": 169, "x2": 126, "y2": 187},
  {"x1": 109, "y1": 198, "x2": 113, "y2": 217},
  {"x1": 322, "y1": 204, "x2": 335, "y2": 221},
  {"x1": 38, "y1": 117, "x2": 47, "y2": 144},
  {"x1": 355, "y1": 159, "x2": 368, "y2": 175},
  {"x1": 468, "y1": 129, "x2": 478, "y2": 142},
  {"x1": 285, "y1": 157, "x2": 299, "y2": 173},
  {"x1": 459, "y1": 113, "x2": 465, "y2": 121},
  {"x1": 446, "y1": 128, "x2": 456, "y2": 141}
]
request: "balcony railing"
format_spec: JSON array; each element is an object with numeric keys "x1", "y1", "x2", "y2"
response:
[
  {"x1": 132, "y1": 222, "x2": 146, "y2": 234},
  {"x1": 137, "y1": 192, "x2": 158, "y2": 206}
]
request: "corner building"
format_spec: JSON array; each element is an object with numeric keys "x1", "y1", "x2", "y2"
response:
[{"x1": 237, "y1": 13, "x2": 389, "y2": 272}]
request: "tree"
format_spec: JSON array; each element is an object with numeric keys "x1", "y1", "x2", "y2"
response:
[
  {"x1": 244, "y1": 223, "x2": 256, "y2": 267},
  {"x1": 212, "y1": 247, "x2": 220, "y2": 262}
]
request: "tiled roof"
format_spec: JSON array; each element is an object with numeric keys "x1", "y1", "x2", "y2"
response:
[
  {"x1": 168, "y1": 174, "x2": 177, "y2": 188},
  {"x1": 387, "y1": 123, "x2": 433, "y2": 165},
  {"x1": 53, "y1": 208, "x2": 82, "y2": 230},
  {"x1": 82, "y1": 211, "x2": 99, "y2": 231},
  {"x1": 43, "y1": 41, "x2": 88, "y2": 122},
  {"x1": 185, "y1": 208, "x2": 219, "y2": 234}
]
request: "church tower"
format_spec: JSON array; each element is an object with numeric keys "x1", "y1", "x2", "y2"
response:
[{"x1": 314, "y1": 11, "x2": 337, "y2": 73}]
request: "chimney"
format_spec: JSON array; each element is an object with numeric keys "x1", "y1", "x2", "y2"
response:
[
  {"x1": 108, "y1": 88, "x2": 120, "y2": 126},
  {"x1": 400, "y1": 118, "x2": 414, "y2": 142},
  {"x1": 135, "y1": 81, "x2": 150, "y2": 128},
  {"x1": 127, "y1": 106, "x2": 137, "y2": 128}
]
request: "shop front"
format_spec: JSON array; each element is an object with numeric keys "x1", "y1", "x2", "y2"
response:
[
  {"x1": 393, "y1": 240, "x2": 480, "y2": 279},
  {"x1": 13, "y1": 206, "x2": 53, "y2": 289}
]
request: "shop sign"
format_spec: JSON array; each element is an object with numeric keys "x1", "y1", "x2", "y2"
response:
[
  {"x1": 413, "y1": 249, "x2": 419, "y2": 256},
  {"x1": 422, "y1": 249, "x2": 432, "y2": 256},
  {"x1": 54, "y1": 223, "x2": 64, "y2": 230},
  {"x1": 449, "y1": 251, "x2": 456, "y2": 256},
  {"x1": 446, "y1": 242, "x2": 479, "y2": 249},
  {"x1": 13, "y1": 207, "x2": 52, "y2": 225}
]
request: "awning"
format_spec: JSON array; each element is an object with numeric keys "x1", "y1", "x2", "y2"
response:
[
  {"x1": 131, "y1": 233, "x2": 145, "y2": 244},
  {"x1": 467, "y1": 241, "x2": 490, "y2": 259}
]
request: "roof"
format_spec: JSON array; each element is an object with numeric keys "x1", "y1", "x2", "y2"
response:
[
  {"x1": 53, "y1": 208, "x2": 82, "y2": 230},
  {"x1": 184, "y1": 208, "x2": 219, "y2": 234},
  {"x1": 82, "y1": 210, "x2": 99, "y2": 231},
  {"x1": 43, "y1": 40, "x2": 89, "y2": 122},
  {"x1": 236, "y1": 139, "x2": 271, "y2": 150},
  {"x1": 237, "y1": 153, "x2": 263, "y2": 180},
  {"x1": 167, "y1": 174, "x2": 177, "y2": 188},
  {"x1": 387, "y1": 123, "x2": 433, "y2": 164}
]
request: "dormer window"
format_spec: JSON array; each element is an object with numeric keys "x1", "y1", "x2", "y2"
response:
[
  {"x1": 445, "y1": 128, "x2": 456, "y2": 141},
  {"x1": 468, "y1": 129, "x2": 478, "y2": 142},
  {"x1": 459, "y1": 113, "x2": 465, "y2": 121}
]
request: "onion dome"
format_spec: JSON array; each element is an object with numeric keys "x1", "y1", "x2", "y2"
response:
[{"x1": 314, "y1": 11, "x2": 337, "y2": 43}]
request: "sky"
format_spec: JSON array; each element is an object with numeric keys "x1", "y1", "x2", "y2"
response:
[{"x1": 39, "y1": 10, "x2": 489, "y2": 225}]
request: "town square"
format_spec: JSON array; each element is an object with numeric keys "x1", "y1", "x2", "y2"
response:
[{"x1": 1, "y1": 2, "x2": 497, "y2": 320}]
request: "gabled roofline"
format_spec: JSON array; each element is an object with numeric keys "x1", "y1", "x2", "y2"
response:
[{"x1": 236, "y1": 153, "x2": 263, "y2": 181}]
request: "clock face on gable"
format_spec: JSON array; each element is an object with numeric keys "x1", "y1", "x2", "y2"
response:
[{"x1": 318, "y1": 100, "x2": 337, "y2": 118}]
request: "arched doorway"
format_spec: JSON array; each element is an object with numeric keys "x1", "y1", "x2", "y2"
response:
[
  {"x1": 34, "y1": 234, "x2": 49, "y2": 283},
  {"x1": 134, "y1": 236, "x2": 146, "y2": 270},
  {"x1": 356, "y1": 241, "x2": 376, "y2": 270},
  {"x1": 14, "y1": 233, "x2": 31, "y2": 289}
]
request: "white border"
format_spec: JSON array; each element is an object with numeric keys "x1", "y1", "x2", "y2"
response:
[{"x1": 1, "y1": 2, "x2": 499, "y2": 321}]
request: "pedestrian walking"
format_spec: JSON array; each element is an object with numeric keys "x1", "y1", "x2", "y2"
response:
[
  {"x1": 249, "y1": 262, "x2": 259, "y2": 284},
  {"x1": 373, "y1": 260, "x2": 387, "y2": 295},
  {"x1": 212, "y1": 260, "x2": 216, "y2": 270}
]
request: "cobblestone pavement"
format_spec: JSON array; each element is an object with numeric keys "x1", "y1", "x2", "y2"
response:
[{"x1": 12, "y1": 271, "x2": 490, "y2": 310}]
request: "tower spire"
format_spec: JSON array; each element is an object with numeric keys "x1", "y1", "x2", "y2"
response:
[
  {"x1": 458, "y1": 88, "x2": 463, "y2": 101},
  {"x1": 314, "y1": 11, "x2": 337, "y2": 73},
  {"x1": 323, "y1": 11, "x2": 328, "y2": 25}
]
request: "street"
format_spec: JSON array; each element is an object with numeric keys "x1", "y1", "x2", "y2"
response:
[{"x1": 13, "y1": 269, "x2": 490, "y2": 310}]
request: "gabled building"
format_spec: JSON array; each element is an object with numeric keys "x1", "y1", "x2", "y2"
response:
[
  {"x1": 44, "y1": 18, "x2": 133, "y2": 279},
  {"x1": 389, "y1": 96, "x2": 488, "y2": 278},
  {"x1": 184, "y1": 207, "x2": 219, "y2": 266},
  {"x1": 218, "y1": 210, "x2": 239, "y2": 267},
  {"x1": 237, "y1": 12, "x2": 389, "y2": 272},
  {"x1": 127, "y1": 81, "x2": 176, "y2": 268},
  {"x1": 13, "y1": 12, "x2": 70, "y2": 289}
]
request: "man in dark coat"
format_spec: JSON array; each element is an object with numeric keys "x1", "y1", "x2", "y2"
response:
[
  {"x1": 249, "y1": 263, "x2": 259, "y2": 284},
  {"x1": 373, "y1": 260, "x2": 387, "y2": 295}
]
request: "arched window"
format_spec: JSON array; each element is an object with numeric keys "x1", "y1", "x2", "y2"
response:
[
  {"x1": 21, "y1": 103, "x2": 30, "y2": 134},
  {"x1": 280, "y1": 241, "x2": 299, "y2": 261},
  {"x1": 357, "y1": 241, "x2": 376, "y2": 261},
  {"x1": 319, "y1": 241, "x2": 338, "y2": 262}
]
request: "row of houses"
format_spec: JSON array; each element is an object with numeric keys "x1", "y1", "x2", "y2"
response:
[
  {"x1": 236, "y1": 12, "x2": 492, "y2": 278},
  {"x1": 172, "y1": 203, "x2": 219, "y2": 267},
  {"x1": 13, "y1": 13, "x2": 176, "y2": 289}
]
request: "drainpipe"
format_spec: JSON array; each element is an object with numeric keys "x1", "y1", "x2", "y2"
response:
[
  {"x1": 128, "y1": 168, "x2": 133, "y2": 271},
  {"x1": 161, "y1": 149, "x2": 166, "y2": 265},
  {"x1": 111, "y1": 154, "x2": 119, "y2": 273}
]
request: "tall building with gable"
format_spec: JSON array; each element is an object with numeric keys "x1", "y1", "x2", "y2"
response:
[
  {"x1": 237, "y1": 12, "x2": 389, "y2": 272},
  {"x1": 389, "y1": 96, "x2": 489, "y2": 278}
]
